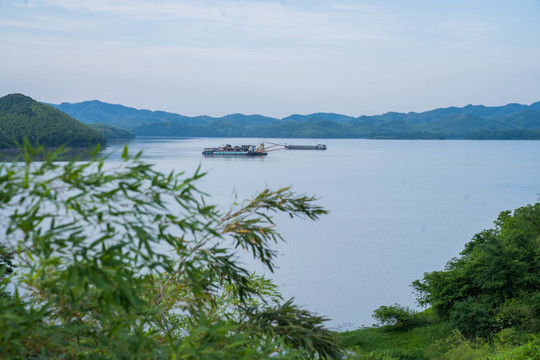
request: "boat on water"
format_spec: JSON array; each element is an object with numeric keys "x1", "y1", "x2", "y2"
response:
[
  {"x1": 285, "y1": 144, "x2": 327, "y2": 150},
  {"x1": 202, "y1": 143, "x2": 268, "y2": 156},
  {"x1": 202, "y1": 142, "x2": 325, "y2": 156}
]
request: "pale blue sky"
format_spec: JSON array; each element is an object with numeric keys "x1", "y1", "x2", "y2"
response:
[{"x1": 1, "y1": 0, "x2": 539, "y2": 117}]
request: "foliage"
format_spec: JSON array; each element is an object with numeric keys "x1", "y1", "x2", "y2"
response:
[
  {"x1": 496, "y1": 297, "x2": 540, "y2": 332},
  {"x1": 0, "y1": 243, "x2": 15, "y2": 298},
  {"x1": 449, "y1": 299, "x2": 494, "y2": 339},
  {"x1": 412, "y1": 203, "x2": 540, "y2": 336},
  {"x1": 0, "y1": 143, "x2": 343, "y2": 358},
  {"x1": 0, "y1": 93, "x2": 106, "y2": 149},
  {"x1": 426, "y1": 330, "x2": 489, "y2": 360},
  {"x1": 491, "y1": 336, "x2": 540, "y2": 360},
  {"x1": 0, "y1": 244, "x2": 14, "y2": 279},
  {"x1": 372, "y1": 304, "x2": 416, "y2": 328},
  {"x1": 342, "y1": 203, "x2": 540, "y2": 359},
  {"x1": 426, "y1": 330, "x2": 540, "y2": 360}
]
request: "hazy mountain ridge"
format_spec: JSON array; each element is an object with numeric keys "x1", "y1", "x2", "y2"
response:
[{"x1": 51, "y1": 100, "x2": 540, "y2": 139}]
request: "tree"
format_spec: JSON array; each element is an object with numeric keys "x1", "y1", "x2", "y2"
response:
[
  {"x1": 412, "y1": 203, "x2": 540, "y2": 335},
  {"x1": 0, "y1": 142, "x2": 343, "y2": 359},
  {"x1": 372, "y1": 303, "x2": 416, "y2": 328}
]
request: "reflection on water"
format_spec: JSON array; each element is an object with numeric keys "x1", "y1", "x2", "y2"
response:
[
  {"x1": 0, "y1": 139, "x2": 135, "y2": 162},
  {"x1": 0, "y1": 147, "x2": 101, "y2": 162}
]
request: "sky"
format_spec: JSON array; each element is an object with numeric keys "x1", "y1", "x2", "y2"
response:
[{"x1": 1, "y1": 0, "x2": 540, "y2": 118}]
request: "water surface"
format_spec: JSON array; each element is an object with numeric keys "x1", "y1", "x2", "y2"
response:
[{"x1": 104, "y1": 138, "x2": 540, "y2": 330}]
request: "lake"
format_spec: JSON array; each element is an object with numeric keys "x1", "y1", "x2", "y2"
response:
[{"x1": 103, "y1": 137, "x2": 540, "y2": 330}]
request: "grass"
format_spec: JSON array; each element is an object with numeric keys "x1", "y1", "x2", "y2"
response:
[
  {"x1": 338, "y1": 309, "x2": 539, "y2": 360},
  {"x1": 339, "y1": 322, "x2": 452, "y2": 354}
]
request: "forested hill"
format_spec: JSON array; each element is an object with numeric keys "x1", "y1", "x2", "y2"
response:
[
  {"x1": 0, "y1": 94, "x2": 106, "y2": 149},
  {"x1": 51, "y1": 100, "x2": 540, "y2": 139}
]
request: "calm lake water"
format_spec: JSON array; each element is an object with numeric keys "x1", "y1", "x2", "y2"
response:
[{"x1": 104, "y1": 137, "x2": 540, "y2": 330}]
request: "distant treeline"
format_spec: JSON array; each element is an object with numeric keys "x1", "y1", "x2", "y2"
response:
[
  {"x1": 90, "y1": 123, "x2": 135, "y2": 140},
  {"x1": 0, "y1": 94, "x2": 106, "y2": 149},
  {"x1": 466, "y1": 129, "x2": 540, "y2": 140},
  {"x1": 131, "y1": 120, "x2": 446, "y2": 139}
]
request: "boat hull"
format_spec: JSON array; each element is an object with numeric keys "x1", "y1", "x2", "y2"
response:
[
  {"x1": 202, "y1": 151, "x2": 267, "y2": 156},
  {"x1": 285, "y1": 144, "x2": 327, "y2": 150}
]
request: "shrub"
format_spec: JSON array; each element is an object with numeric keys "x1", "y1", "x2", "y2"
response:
[
  {"x1": 449, "y1": 299, "x2": 495, "y2": 339},
  {"x1": 496, "y1": 297, "x2": 540, "y2": 332},
  {"x1": 373, "y1": 304, "x2": 416, "y2": 329}
]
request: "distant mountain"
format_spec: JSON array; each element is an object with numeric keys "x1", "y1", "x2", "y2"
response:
[
  {"x1": 506, "y1": 110, "x2": 540, "y2": 128},
  {"x1": 49, "y1": 99, "x2": 540, "y2": 139},
  {"x1": 282, "y1": 113, "x2": 356, "y2": 123},
  {"x1": 0, "y1": 94, "x2": 106, "y2": 149},
  {"x1": 50, "y1": 100, "x2": 199, "y2": 129},
  {"x1": 219, "y1": 114, "x2": 277, "y2": 126}
]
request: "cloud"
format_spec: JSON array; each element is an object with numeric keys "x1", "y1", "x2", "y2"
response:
[{"x1": 11, "y1": 0, "x2": 399, "y2": 46}]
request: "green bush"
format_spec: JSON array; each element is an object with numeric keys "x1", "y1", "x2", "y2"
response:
[
  {"x1": 373, "y1": 304, "x2": 416, "y2": 329},
  {"x1": 492, "y1": 336, "x2": 540, "y2": 360},
  {"x1": 426, "y1": 330, "x2": 489, "y2": 360},
  {"x1": 449, "y1": 298, "x2": 495, "y2": 339},
  {"x1": 412, "y1": 204, "x2": 540, "y2": 336},
  {"x1": 496, "y1": 297, "x2": 540, "y2": 332}
]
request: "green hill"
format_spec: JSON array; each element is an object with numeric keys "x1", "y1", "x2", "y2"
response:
[{"x1": 0, "y1": 94, "x2": 106, "y2": 149}]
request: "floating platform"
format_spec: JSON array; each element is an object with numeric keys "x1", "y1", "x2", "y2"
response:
[
  {"x1": 202, "y1": 144, "x2": 268, "y2": 156},
  {"x1": 285, "y1": 144, "x2": 327, "y2": 150}
]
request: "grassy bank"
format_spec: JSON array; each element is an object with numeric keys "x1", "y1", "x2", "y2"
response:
[{"x1": 339, "y1": 310, "x2": 539, "y2": 359}]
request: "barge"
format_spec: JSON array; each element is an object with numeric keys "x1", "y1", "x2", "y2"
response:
[
  {"x1": 202, "y1": 144, "x2": 268, "y2": 156},
  {"x1": 285, "y1": 144, "x2": 327, "y2": 150}
]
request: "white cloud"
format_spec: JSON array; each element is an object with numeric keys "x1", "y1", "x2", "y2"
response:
[{"x1": 13, "y1": 0, "x2": 399, "y2": 46}]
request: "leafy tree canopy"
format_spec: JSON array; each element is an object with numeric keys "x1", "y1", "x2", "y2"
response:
[
  {"x1": 372, "y1": 303, "x2": 416, "y2": 329},
  {"x1": 412, "y1": 203, "x2": 540, "y2": 335},
  {"x1": 0, "y1": 142, "x2": 342, "y2": 359}
]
